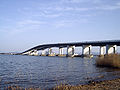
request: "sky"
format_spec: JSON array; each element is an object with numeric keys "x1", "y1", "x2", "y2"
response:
[{"x1": 0, "y1": 0, "x2": 120, "y2": 52}]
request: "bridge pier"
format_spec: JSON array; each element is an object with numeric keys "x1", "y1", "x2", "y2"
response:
[
  {"x1": 48, "y1": 48, "x2": 52, "y2": 55},
  {"x1": 100, "y1": 46, "x2": 105, "y2": 55},
  {"x1": 41, "y1": 50, "x2": 46, "y2": 56},
  {"x1": 30, "y1": 50, "x2": 39, "y2": 56},
  {"x1": 34, "y1": 50, "x2": 39, "y2": 56},
  {"x1": 82, "y1": 45, "x2": 92, "y2": 56},
  {"x1": 67, "y1": 46, "x2": 75, "y2": 57},
  {"x1": 59, "y1": 47, "x2": 63, "y2": 55},
  {"x1": 106, "y1": 45, "x2": 117, "y2": 54}
]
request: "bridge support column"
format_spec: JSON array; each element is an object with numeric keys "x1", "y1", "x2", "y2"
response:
[
  {"x1": 82, "y1": 45, "x2": 92, "y2": 56},
  {"x1": 30, "y1": 50, "x2": 39, "y2": 56},
  {"x1": 29, "y1": 51, "x2": 34, "y2": 55},
  {"x1": 41, "y1": 50, "x2": 46, "y2": 56},
  {"x1": 67, "y1": 46, "x2": 75, "y2": 57},
  {"x1": 22, "y1": 50, "x2": 32, "y2": 55},
  {"x1": 100, "y1": 46, "x2": 105, "y2": 55},
  {"x1": 33, "y1": 50, "x2": 39, "y2": 56},
  {"x1": 106, "y1": 45, "x2": 117, "y2": 54},
  {"x1": 59, "y1": 47, "x2": 63, "y2": 55},
  {"x1": 48, "y1": 48, "x2": 52, "y2": 55}
]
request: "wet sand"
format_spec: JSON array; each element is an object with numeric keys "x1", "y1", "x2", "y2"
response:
[{"x1": 54, "y1": 78, "x2": 120, "y2": 90}]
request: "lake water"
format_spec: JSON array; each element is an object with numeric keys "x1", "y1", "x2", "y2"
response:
[{"x1": 0, "y1": 55, "x2": 120, "y2": 89}]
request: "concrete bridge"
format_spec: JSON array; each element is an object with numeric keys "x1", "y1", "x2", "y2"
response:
[{"x1": 22, "y1": 40, "x2": 120, "y2": 57}]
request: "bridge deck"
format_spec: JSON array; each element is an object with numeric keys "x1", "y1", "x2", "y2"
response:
[{"x1": 22, "y1": 40, "x2": 120, "y2": 53}]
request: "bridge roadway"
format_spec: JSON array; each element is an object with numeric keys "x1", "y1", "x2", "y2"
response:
[{"x1": 22, "y1": 40, "x2": 120, "y2": 56}]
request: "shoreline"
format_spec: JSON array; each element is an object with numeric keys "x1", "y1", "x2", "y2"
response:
[
  {"x1": 54, "y1": 78, "x2": 120, "y2": 90},
  {"x1": 6, "y1": 78, "x2": 120, "y2": 90}
]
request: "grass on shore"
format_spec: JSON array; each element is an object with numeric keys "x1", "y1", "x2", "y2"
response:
[{"x1": 96, "y1": 54, "x2": 120, "y2": 68}]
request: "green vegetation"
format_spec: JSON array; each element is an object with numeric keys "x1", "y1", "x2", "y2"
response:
[{"x1": 96, "y1": 54, "x2": 120, "y2": 68}]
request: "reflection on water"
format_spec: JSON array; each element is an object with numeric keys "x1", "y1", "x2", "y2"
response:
[{"x1": 0, "y1": 55, "x2": 120, "y2": 89}]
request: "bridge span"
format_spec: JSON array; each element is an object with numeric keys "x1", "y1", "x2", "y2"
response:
[{"x1": 22, "y1": 40, "x2": 120, "y2": 57}]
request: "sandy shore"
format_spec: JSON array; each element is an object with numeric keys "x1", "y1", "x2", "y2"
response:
[{"x1": 54, "y1": 78, "x2": 120, "y2": 90}]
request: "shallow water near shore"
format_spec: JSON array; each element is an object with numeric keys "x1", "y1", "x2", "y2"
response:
[{"x1": 0, "y1": 55, "x2": 120, "y2": 89}]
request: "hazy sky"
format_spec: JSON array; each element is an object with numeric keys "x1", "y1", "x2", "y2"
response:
[{"x1": 0, "y1": 0, "x2": 120, "y2": 52}]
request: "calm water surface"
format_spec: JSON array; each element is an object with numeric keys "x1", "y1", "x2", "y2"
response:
[{"x1": 0, "y1": 55, "x2": 120, "y2": 89}]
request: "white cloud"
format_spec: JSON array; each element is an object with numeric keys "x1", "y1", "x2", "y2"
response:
[
  {"x1": 33, "y1": 13, "x2": 62, "y2": 18},
  {"x1": 55, "y1": 7, "x2": 91, "y2": 11},
  {"x1": 3, "y1": 19, "x2": 47, "y2": 34},
  {"x1": 116, "y1": 2, "x2": 120, "y2": 6},
  {"x1": 96, "y1": 4, "x2": 120, "y2": 10},
  {"x1": 61, "y1": 0, "x2": 90, "y2": 3},
  {"x1": 54, "y1": 19, "x2": 89, "y2": 28},
  {"x1": 17, "y1": 20, "x2": 46, "y2": 27},
  {"x1": 61, "y1": 0, "x2": 102, "y2": 4},
  {"x1": 8, "y1": 0, "x2": 120, "y2": 33}
]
